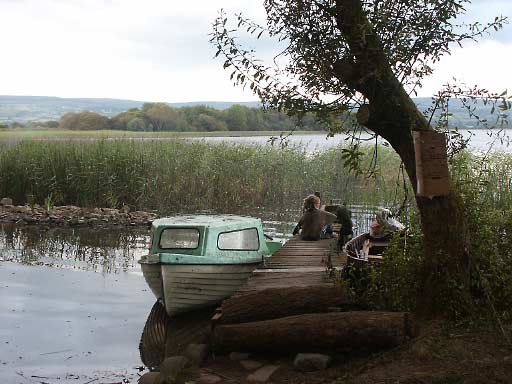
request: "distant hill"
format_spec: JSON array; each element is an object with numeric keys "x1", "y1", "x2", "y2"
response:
[
  {"x1": 170, "y1": 101, "x2": 260, "y2": 110},
  {"x1": 0, "y1": 95, "x2": 506, "y2": 128},
  {"x1": 0, "y1": 95, "x2": 260, "y2": 122}
]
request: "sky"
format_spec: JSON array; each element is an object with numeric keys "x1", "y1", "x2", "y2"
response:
[{"x1": 0, "y1": 0, "x2": 510, "y2": 103}]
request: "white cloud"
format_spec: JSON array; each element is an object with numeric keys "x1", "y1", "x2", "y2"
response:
[
  {"x1": 419, "y1": 40, "x2": 512, "y2": 97},
  {"x1": 0, "y1": 0, "x2": 510, "y2": 102},
  {"x1": 0, "y1": 0, "x2": 266, "y2": 101}
]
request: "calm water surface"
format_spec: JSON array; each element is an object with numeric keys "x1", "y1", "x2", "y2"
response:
[
  {"x1": 195, "y1": 129, "x2": 512, "y2": 153},
  {"x1": 0, "y1": 205, "x2": 381, "y2": 382},
  {"x1": 0, "y1": 210, "x2": 306, "y2": 383}
]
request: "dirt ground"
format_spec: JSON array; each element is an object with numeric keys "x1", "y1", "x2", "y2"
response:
[{"x1": 194, "y1": 322, "x2": 512, "y2": 384}]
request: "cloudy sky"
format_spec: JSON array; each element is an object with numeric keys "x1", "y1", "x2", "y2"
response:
[{"x1": 0, "y1": 0, "x2": 510, "y2": 103}]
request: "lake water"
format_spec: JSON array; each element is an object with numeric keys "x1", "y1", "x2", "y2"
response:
[
  {"x1": 0, "y1": 205, "x2": 380, "y2": 382},
  {"x1": 0, "y1": 211, "x2": 300, "y2": 382},
  {"x1": 194, "y1": 129, "x2": 512, "y2": 153}
]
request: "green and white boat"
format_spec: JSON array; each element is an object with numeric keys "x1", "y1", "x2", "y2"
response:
[{"x1": 139, "y1": 215, "x2": 282, "y2": 317}]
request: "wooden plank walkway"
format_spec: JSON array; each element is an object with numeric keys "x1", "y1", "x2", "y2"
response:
[{"x1": 228, "y1": 236, "x2": 344, "y2": 296}]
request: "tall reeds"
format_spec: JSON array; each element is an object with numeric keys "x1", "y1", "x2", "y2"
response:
[{"x1": 0, "y1": 139, "x2": 404, "y2": 213}]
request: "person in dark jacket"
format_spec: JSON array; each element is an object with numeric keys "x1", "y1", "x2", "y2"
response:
[
  {"x1": 336, "y1": 203, "x2": 353, "y2": 248},
  {"x1": 293, "y1": 195, "x2": 336, "y2": 241}
]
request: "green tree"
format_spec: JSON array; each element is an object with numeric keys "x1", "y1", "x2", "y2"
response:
[
  {"x1": 59, "y1": 111, "x2": 110, "y2": 130},
  {"x1": 111, "y1": 108, "x2": 150, "y2": 131},
  {"x1": 195, "y1": 113, "x2": 228, "y2": 131},
  {"x1": 211, "y1": 0, "x2": 507, "y2": 315},
  {"x1": 222, "y1": 104, "x2": 250, "y2": 131},
  {"x1": 142, "y1": 103, "x2": 182, "y2": 131},
  {"x1": 126, "y1": 117, "x2": 148, "y2": 131},
  {"x1": 180, "y1": 105, "x2": 224, "y2": 131}
]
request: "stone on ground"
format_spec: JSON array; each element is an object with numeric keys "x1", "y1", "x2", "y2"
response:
[
  {"x1": 0, "y1": 198, "x2": 13, "y2": 206},
  {"x1": 197, "y1": 372, "x2": 223, "y2": 384},
  {"x1": 184, "y1": 343, "x2": 209, "y2": 366},
  {"x1": 160, "y1": 355, "x2": 190, "y2": 382},
  {"x1": 240, "y1": 359, "x2": 264, "y2": 371},
  {"x1": 138, "y1": 372, "x2": 160, "y2": 384},
  {"x1": 293, "y1": 353, "x2": 331, "y2": 372},
  {"x1": 246, "y1": 365, "x2": 280, "y2": 383}
]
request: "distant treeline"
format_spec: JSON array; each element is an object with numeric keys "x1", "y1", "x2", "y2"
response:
[
  {"x1": 2, "y1": 103, "x2": 335, "y2": 132},
  {"x1": 2, "y1": 99, "x2": 504, "y2": 132}
]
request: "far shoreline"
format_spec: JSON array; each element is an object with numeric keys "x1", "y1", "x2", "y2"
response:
[{"x1": 0, "y1": 129, "x2": 326, "y2": 140}]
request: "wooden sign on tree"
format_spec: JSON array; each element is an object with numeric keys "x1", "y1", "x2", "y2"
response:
[{"x1": 413, "y1": 131, "x2": 451, "y2": 198}]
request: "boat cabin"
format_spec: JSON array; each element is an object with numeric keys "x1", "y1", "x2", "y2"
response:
[{"x1": 140, "y1": 215, "x2": 281, "y2": 265}]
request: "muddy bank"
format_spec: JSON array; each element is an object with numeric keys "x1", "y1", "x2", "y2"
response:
[{"x1": 0, "y1": 203, "x2": 158, "y2": 227}]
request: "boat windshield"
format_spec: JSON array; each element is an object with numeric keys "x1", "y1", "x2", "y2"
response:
[
  {"x1": 160, "y1": 228, "x2": 200, "y2": 249},
  {"x1": 218, "y1": 228, "x2": 259, "y2": 251}
]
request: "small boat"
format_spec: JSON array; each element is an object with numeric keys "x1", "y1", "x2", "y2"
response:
[
  {"x1": 343, "y1": 208, "x2": 404, "y2": 265},
  {"x1": 139, "y1": 215, "x2": 282, "y2": 317},
  {"x1": 344, "y1": 233, "x2": 390, "y2": 265}
]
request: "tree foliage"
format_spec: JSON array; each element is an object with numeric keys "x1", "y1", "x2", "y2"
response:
[
  {"x1": 53, "y1": 103, "x2": 330, "y2": 132},
  {"x1": 59, "y1": 111, "x2": 110, "y2": 130},
  {"x1": 211, "y1": 0, "x2": 506, "y2": 133},
  {"x1": 211, "y1": 0, "x2": 509, "y2": 317}
]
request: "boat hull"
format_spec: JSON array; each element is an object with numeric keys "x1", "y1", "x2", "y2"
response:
[
  {"x1": 141, "y1": 263, "x2": 259, "y2": 317},
  {"x1": 344, "y1": 233, "x2": 388, "y2": 265}
]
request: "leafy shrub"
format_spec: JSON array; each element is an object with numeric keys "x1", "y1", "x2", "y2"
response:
[{"x1": 344, "y1": 151, "x2": 512, "y2": 323}]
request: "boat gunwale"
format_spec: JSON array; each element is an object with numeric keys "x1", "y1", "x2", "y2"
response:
[{"x1": 344, "y1": 232, "x2": 388, "y2": 264}]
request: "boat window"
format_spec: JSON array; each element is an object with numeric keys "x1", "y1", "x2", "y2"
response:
[
  {"x1": 159, "y1": 228, "x2": 200, "y2": 249},
  {"x1": 218, "y1": 228, "x2": 259, "y2": 251}
]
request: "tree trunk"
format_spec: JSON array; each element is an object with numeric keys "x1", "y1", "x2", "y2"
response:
[
  {"x1": 368, "y1": 98, "x2": 471, "y2": 315},
  {"x1": 415, "y1": 194, "x2": 471, "y2": 314},
  {"x1": 333, "y1": 0, "x2": 471, "y2": 316},
  {"x1": 219, "y1": 285, "x2": 354, "y2": 324},
  {"x1": 344, "y1": 55, "x2": 471, "y2": 316},
  {"x1": 212, "y1": 311, "x2": 416, "y2": 352}
]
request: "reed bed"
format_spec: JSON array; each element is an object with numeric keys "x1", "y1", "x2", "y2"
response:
[
  {"x1": 0, "y1": 139, "x2": 402, "y2": 214},
  {"x1": 451, "y1": 151, "x2": 512, "y2": 212}
]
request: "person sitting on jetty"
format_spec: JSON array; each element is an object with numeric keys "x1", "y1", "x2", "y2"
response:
[
  {"x1": 335, "y1": 203, "x2": 354, "y2": 249},
  {"x1": 293, "y1": 194, "x2": 337, "y2": 241}
]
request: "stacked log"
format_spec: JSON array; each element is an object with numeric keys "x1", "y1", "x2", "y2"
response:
[
  {"x1": 219, "y1": 284, "x2": 355, "y2": 324},
  {"x1": 211, "y1": 237, "x2": 417, "y2": 352},
  {"x1": 212, "y1": 311, "x2": 416, "y2": 352}
]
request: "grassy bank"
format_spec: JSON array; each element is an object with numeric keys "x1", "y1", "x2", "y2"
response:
[{"x1": 0, "y1": 139, "x2": 401, "y2": 213}]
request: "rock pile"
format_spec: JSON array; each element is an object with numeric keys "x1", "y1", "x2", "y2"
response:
[{"x1": 0, "y1": 201, "x2": 158, "y2": 227}]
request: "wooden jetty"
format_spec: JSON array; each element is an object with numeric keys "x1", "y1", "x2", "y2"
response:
[{"x1": 211, "y1": 235, "x2": 416, "y2": 352}]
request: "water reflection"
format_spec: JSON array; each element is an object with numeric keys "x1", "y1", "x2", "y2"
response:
[
  {"x1": 0, "y1": 206, "x2": 377, "y2": 274},
  {"x1": 139, "y1": 301, "x2": 213, "y2": 370},
  {"x1": 0, "y1": 212, "x2": 299, "y2": 274},
  {"x1": 0, "y1": 224, "x2": 150, "y2": 273}
]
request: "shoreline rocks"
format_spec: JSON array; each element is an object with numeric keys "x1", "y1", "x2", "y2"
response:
[{"x1": 0, "y1": 203, "x2": 158, "y2": 227}]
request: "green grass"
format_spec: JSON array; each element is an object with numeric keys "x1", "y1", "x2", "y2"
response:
[
  {"x1": 3, "y1": 137, "x2": 511, "y2": 219},
  {"x1": 0, "y1": 139, "x2": 402, "y2": 213}
]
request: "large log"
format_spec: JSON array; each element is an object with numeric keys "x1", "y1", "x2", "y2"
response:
[
  {"x1": 212, "y1": 311, "x2": 416, "y2": 352},
  {"x1": 219, "y1": 284, "x2": 354, "y2": 324}
]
